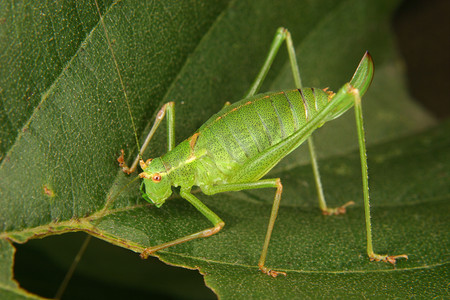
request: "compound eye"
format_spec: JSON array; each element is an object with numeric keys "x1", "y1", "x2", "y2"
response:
[{"x1": 152, "y1": 173, "x2": 162, "y2": 183}]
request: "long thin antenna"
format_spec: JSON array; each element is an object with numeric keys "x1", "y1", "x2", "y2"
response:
[
  {"x1": 54, "y1": 175, "x2": 140, "y2": 299},
  {"x1": 54, "y1": 1, "x2": 142, "y2": 298},
  {"x1": 54, "y1": 235, "x2": 92, "y2": 299},
  {"x1": 94, "y1": 0, "x2": 142, "y2": 157}
]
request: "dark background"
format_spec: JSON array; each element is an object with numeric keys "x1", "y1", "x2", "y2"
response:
[{"x1": 393, "y1": 0, "x2": 450, "y2": 119}]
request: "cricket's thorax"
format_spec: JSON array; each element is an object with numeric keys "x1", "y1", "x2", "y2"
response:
[
  {"x1": 160, "y1": 138, "x2": 227, "y2": 189},
  {"x1": 161, "y1": 88, "x2": 348, "y2": 188}
]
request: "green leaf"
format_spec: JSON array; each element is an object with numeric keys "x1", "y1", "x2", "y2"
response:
[{"x1": 1, "y1": 0, "x2": 446, "y2": 299}]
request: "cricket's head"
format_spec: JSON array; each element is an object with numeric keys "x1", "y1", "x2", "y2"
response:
[{"x1": 139, "y1": 157, "x2": 172, "y2": 208}]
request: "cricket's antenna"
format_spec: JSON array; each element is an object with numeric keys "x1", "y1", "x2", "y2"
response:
[
  {"x1": 54, "y1": 235, "x2": 92, "y2": 299},
  {"x1": 54, "y1": 2, "x2": 142, "y2": 298},
  {"x1": 94, "y1": 0, "x2": 142, "y2": 159}
]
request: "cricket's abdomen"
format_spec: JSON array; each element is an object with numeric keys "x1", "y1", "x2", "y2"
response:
[{"x1": 192, "y1": 88, "x2": 333, "y2": 180}]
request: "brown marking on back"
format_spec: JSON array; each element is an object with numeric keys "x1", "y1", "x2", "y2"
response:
[
  {"x1": 184, "y1": 132, "x2": 200, "y2": 161},
  {"x1": 321, "y1": 87, "x2": 335, "y2": 101},
  {"x1": 326, "y1": 90, "x2": 335, "y2": 101},
  {"x1": 188, "y1": 132, "x2": 199, "y2": 151}
]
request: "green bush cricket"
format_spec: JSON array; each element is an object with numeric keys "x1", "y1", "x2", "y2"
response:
[{"x1": 114, "y1": 27, "x2": 408, "y2": 277}]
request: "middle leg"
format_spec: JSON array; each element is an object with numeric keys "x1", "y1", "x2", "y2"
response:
[
  {"x1": 203, "y1": 179, "x2": 287, "y2": 277},
  {"x1": 245, "y1": 27, "x2": 352, "y2": 214}
]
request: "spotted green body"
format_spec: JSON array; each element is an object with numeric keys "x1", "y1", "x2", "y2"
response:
[
  {"x1": 157, "y1": 89, "x2": 336, "y2": 193},
  {"x1": 126, "y1": 28, "x2": 407, "y2": 277}
]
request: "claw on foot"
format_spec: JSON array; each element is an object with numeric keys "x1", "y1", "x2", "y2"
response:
[
  {"x1": 117, "y1": 149, "x2": 132, "y2": 174},
  {"x1": 259, "y1": 265, "x2": 287, "y2": 277},
  {"x1": 370, "y1": 253, "x2": 408, "y2": 265},
  {"x1": 140, "y1": 249, "x2": 151, "y2": 259},
  {"x1": 322, "y1": 201, "x2": 355, "y2": 216}
]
